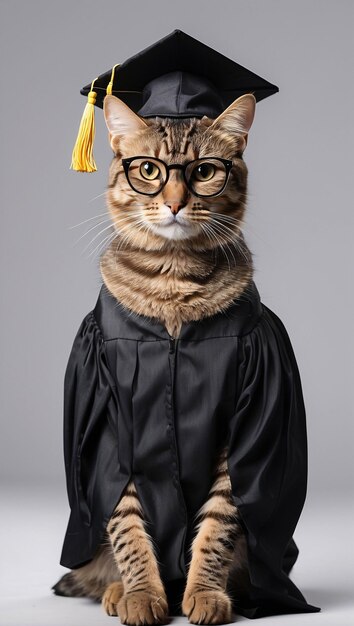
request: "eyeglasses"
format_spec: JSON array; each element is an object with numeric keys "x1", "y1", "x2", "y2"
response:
[{"x1": 121, "y1": 156, "x2": 233, "y2": 198}]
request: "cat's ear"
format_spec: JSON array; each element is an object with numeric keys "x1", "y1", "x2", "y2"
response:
[
  {"x1": 103, "y1": 95, "x2": 147, "y2": 149},
  {"x1": 210, "y1": 94, "x2": 256, "y2": 150}
]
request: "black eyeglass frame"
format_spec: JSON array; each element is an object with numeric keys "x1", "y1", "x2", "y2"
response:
[{"x1": 121, "y1": 156, "x2": 233, "y2": 198}]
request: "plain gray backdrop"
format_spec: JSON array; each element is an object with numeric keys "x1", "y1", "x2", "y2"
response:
[{"x1": 1, "y1": 0, "x2": 353, "y2": 503}]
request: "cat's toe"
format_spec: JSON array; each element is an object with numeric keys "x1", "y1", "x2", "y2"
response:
[
  {"x1": 118, "y1": 590, "x2": 169, "y2": 625},
  {"x1": 102, "y1": 581, "x2": 125, "y2": 616},
  {"x1": 182, "y1": 588, "x2": 232, "y2": 624}
]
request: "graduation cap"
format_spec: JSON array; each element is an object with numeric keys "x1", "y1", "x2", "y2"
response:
[{"x1": 71, "y1": 29, "x2": 278, "y2": 172}]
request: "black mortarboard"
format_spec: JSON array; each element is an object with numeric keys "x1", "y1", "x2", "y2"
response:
[{"x1": 71, "y1": 29, "x2": 278, "y2": 172}]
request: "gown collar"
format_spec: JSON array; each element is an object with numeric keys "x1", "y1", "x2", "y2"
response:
[{"x1": 94, "y1": 281, "x2": 262, "y2": 342}]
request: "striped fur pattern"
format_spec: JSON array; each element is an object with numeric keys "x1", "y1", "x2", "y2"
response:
[
  {"x1": 103, "y1": 446, "x2": 248, "y2": 624},
  {"x1": 100, "y1": 94, "x2": 255, "y2": 338},
  {"x1": 52, "y1": 544, "x2": 119, "y2": 601},
  {"x1": 54, "y1": 446, "x2": 249, "y2": 624},
  {"x1": 182, "y1": 446, "x2": 248, "y2": 623},
  {"x1": 54, "y1": 95, "x2": 255, "y2": 622},
  {"x1": 103, "y1": 482, "x2": 168, "y2": 623}
]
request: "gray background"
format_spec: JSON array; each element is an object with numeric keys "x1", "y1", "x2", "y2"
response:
[
  {"x1": 1, "y1": 2, "x2": 354, "y2": 625},
  {"x1": 1, "y1": 1, "x2": 353, "y2": 498}
]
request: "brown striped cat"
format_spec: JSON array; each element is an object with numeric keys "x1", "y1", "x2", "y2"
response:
[{"x1": 54, "y1": 92, "x2": 255, "y2": 624}]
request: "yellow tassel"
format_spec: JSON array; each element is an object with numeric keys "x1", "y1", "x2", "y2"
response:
[
  {"x1": 106, "y1": 63, "x2": 120, "y2": 95},
  {"x1": 70, "y1": 79, "x2": 98, "y2": 172}
]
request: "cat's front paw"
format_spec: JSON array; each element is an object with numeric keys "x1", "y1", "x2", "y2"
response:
[
  {"x1": 102, "y1": 581, "x2": 125, "y2": 616},
  {"x1": 182, "y1": 588, "x2": 232, "y2": 624},
  {"x1": 117, "y1": 589, "x2": 169, "y2": 625}
]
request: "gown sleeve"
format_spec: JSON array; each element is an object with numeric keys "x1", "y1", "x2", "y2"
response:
[
  {"x1": 62, "y1": 311, "x2": 117, "y2": 529},
  {"x1": 227, "y1": 304, "x2": 320, "y2": 617}
]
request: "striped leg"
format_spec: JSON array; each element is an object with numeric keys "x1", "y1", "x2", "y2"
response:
[
  {"x1": 182, "y1": 447, "x2": 243, "y2": 624},
  {"x1": 103, "y1": 480, "x2": 169, "y2": 625}
]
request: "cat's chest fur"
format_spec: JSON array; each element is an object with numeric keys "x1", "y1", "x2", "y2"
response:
[{"x1": 100, "y1": 240, "x2": 253, "y2": 338}]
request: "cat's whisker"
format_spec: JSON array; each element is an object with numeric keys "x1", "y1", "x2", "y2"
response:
[
  {"x1": 82, "y1": 223, "x2": 115, "y2": 252},
  {"x1": 113, "y1": 220, "x2": 149, "y2": 260},
  {"x1": 208, "y1": 216, "x2": 249, "y2": 263},
  {"x1": 215, "y1": 240, "x2": 235, "y2": 272},
  {"x1": 109, "y1": 202, "x2": 148, "y2": 213},
  {"x1": 69, "y1": 212, "x2": 110, "y2": 229},
  {"x1": 199, "y1": 223, "x2": 218, "y2": 259},
  {"x1": 235, "y1": 241, "x2": 250, "y2": 263},
  {"x1": 110, "y1": 217, "x2": 146, "y2": 239},
  {"x1": 211, "y1": 208, "x2": 263, "y2": 241},
  {"x1": 109, "y1": 211, "x2": 146, "y2": 227},
  {"x1": 112, "y1": 222, "x2": 137, "y2": 253},
  {"x1": 69, "y1": 205, "x2": 144, "y2": 233},
  {"x1": 205, "y1": 221, "x2": 239, "y2": 268},
  {"x1": 112, "y1": 212, "x2": 144, "y2": 224},
  {"x1": 209, "y1": 215, "x2": 245, "y2": 233},
  {"x1": 131, "y1": 202, "x2": 155, "y2": 207},
  {"x1": 84, "y1": 228, "x2": 116, "y2": 255},
  {"x1": 210, "y1": 220, "x2": 248, "y2": 263},
  {"x1": 88, "y1": 230, "x2": 119, "y2": 260},
  {"x1": 217, "y1": 215, "x2": 249, "y2": 235},
  {"x1": 209, "y1": 205, "x2": 241, "y2": 217},
  {"x1": 73, "y1": 218, "x2": 113, "y2": 245},
  {"x1": 210, "y1": 212, "x2": 244, "y2": 226},
  {"x1": 88, "y1": 236, "x2": 116, "y2": 261},
  {"x1": 89, "y1": 191, "x2": 108, "y2": 203},
  {"x1": 200, "y1": 221, "x2": 232, "y2": 271},
  {"x1": 210, "y1": 216, "x2": 239, "y2": 237},
  {"x1": 210, "y1": 223, "x2": 239, "y2": 269}
]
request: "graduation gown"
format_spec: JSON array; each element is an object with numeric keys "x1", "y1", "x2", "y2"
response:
[{"x1": 60, "y1": 280, "x2": 320, "y2": 618}]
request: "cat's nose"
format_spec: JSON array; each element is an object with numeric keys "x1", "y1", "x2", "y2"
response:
[{"x1": 166, "y1": 201, "x2": 186, "y2": 215}]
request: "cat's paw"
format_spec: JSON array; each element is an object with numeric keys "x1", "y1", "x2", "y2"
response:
[
  {"x1": 182, "y1": 588, "x2": 232, "y2": 624},
  {"x1": 102, "y1": 581, "x2": 124, "y2": 616},
  {"x1": 117, "y1": 589, "x2": 169, "y2": 625}
]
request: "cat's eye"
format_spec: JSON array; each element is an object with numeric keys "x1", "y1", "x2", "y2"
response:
[
  {"x1": 192, "y1": 162, "x2": 216, "y2": 182},
  {"x1": 140, "y1": 161, "x2": 160, "y2": 180},
  {"x1": 185, "y1": 158, "x2": 231, "y2": 196}
]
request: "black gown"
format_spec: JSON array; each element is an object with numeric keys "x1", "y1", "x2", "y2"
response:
[{"x1": 59, "y1": 280, "x2": 320, "y2": 618}]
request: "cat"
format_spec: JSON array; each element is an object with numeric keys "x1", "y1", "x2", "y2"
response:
[{"x1": 53, "y1": 92, "x2": 256, "y2": 624}]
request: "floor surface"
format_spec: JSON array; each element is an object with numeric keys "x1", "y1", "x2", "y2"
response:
[{"x1": 1, "y1": 485, "x2": 353, "y2": 626}]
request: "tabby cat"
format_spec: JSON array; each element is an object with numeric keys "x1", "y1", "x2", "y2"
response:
[{"x1": 54, "y1": 92, "x2": 256, "y2": 624}]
